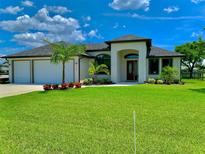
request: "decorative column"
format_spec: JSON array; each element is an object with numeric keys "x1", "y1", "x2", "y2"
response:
[
  {"x1": 138, "y1": 49, "x2": 147, "y2": 83},
  {"x1": 111, "y1": 50, "x2": 119, "y2": 83}
]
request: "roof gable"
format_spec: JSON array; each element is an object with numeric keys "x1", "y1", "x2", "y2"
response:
[{"x1": 106, "y1": 34, "x2": 151, "y2": 44}]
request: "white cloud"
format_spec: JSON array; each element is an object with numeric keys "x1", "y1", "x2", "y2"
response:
[
  {"x1": 0, "y1": 6, "x2": 24, "y2": 15},
  {"x1": 191, "y1": 0, "x2": 205, "y2": 4},
  {"x1": 82, "y1": 16, "x2": 91, "y2": 28},
  {"x1": 12, "y1": 32, "x2": 46, "y2": 47},
  {"x1": 164, "y1": 6, "x2": 179, "y2": 14},
  {"x1": 83, "y1": 16, "x2": 91, "y2": 22},
  {"x1": 104, "y1": 13, "x2": 205, "y2": 20},
  {"x1": 132, "y1": 13, "x2": 204, "y2": 20},
  {"x1": 109, "y1": 0, "x2": 150, "y2": 11},
  {"x1": 21, "y1": 0, "x2": 33, "y2": 7},
  {"x1": 113, "y1": 22, "x2": 119, "y2": 29},
  {"x1": 88, "y1": 29, "x2": 98, "y2": 37},
  {"x1": 191, "y1": 31, "x2": 203, "y2": 38},
  {"x1": 88, "y1": 29, "x2": 103, "y2": 39},
  {"x1": 0, "y1": 8, "x2": 85, "y2": 47},
  {"x1": 113, "y1": 22, "x2": 126, "y2": 29},
  {"x1": 83, "y1": 23, "x2": 90, "y2": 27},
  {"x1": 44, "y1": 5, "x2": 71, "y2": 14}
]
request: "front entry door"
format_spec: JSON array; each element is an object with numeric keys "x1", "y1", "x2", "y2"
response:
[{"x1": 127, "y1": 61, "x2": 138, "y2": 81}]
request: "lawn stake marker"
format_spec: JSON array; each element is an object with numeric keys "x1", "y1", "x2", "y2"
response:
[{"x1": 133, "y1": 111, "x2": 136, "y2": 154}]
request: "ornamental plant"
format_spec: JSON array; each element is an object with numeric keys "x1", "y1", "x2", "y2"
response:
[
  {"x1": 43, "y1": 84, "x2": 52, "y2": 90},
  {"x1": 148, "y1": 78, "x2": 155, "y2": 84},
  {"x1": 52, "y1": 84, "x2": 59, "y2": 90},
  {"x1": 60, "y1": 83, "x2": 68, "y2": 90},
  {"x1": 74, "y1": 82, "x2": 81, "y2": 88},
  {"x1": 88, "y1": 62, "x2": 110, "y2": 82},
  {"x1": 68, "y1": 82, "x2": 74, "y2": 88},
  {"x1": 160, "y1": 66, "x2": 179, "y2": 84}
]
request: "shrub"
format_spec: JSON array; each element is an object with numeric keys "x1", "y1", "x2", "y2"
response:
[
  {"x1": 180, "y1": 81, "x2": 185, "y2": 85},
  {"x1": 160, "y1": 66, "x2": 179, "y2": 84},
  {"x1": 156, "y1": 80, "x2": 164, "y2": 84},
  {"x1": 94, "y1": 78, "x2": 111, "y2": 85},
  {"x1": 52, "y1": 84, "x2": 59, "y2": 90},
  {"x1": 83, "y1": 78, "x2": 93, "y2": 85},
  {"x1": 68, "y1": 82, "x2": 74, "y2": 88},
  {"x1": 148, "y1": 78, "x2": 156, "y2": 84},
  {"x1": 43, "y1": 84, "x2": 52, "y2": 90},
  {"x1": 173, "y1": 79, "x2": 180, "y2": 84},
  {"x1": 96, "y1": 78, "x2": 104, "y2": 84},
  {"x1": 60, "y1": 83, "x2": 68, "y2": 90},
  {"x1": 101, "y1": 78, "x2": 111, "y2": 84},
  {"x1": 74, "y1": 82, "x2": 81, "y2": 88}
]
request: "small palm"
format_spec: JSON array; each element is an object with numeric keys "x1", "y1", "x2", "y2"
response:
[{"x1": 88, "y1": 62, "x2": 110, "y2": 81}]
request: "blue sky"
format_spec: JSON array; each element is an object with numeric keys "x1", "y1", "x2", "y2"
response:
[{"x1": 0, "y1": 0, "x2": 205, "y2": 56}]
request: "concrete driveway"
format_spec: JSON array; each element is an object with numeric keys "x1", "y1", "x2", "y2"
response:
[{"x1": 0, "y1": 84, "x2": 43, "y2": 98}]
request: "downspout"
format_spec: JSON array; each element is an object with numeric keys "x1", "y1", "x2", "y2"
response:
[
  {"x1": 78, "y1": 57, "x2": 81, "y2": 82},
  {"x1": 180, "y1": 58, "x2": 182, "y2": 81}
]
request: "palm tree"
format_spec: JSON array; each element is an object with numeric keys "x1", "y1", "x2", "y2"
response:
[
  {"x1": 46, "y1": 40, "x2": 86, "y2": 83},
  {"x1": 88, "y1": 62, "x2": 110, "y2": 82}
]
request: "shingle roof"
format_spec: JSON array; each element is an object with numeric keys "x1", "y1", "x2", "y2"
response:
[
  {"x1": 3, "y1": 42, "x2": 110, "y2": 58},
  {"x1": 106, "y1": 34, "x2": 151, "y2": 43},
  {"x1": 3, "y1": 35, "x2": 184, "y2": 58},
  {"x1": 149, "y1": 46, "x2": 184, "y2": 57},
  {"x1": 4, "y1": 44, "x2": 53, "y2": 58},
  {"x1": 86, "y1": 43, "x2": 109, "y2": 51}
]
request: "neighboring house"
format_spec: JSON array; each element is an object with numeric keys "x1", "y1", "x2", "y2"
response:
[{"x1": 4, "y1": 35, "x2": 184, "y2": 84}]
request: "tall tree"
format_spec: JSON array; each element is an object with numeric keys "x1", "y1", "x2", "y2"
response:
[
  {"x1": 175, "y1": 37, "x2": 205, "y2": 78},
  {"x1": 46, "y1": 41, "x2": 86, "y2": 83}
]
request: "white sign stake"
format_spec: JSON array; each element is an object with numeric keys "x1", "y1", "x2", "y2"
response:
[{"x1": 133, "y1": 111, "x2": 136, "y2": 154}]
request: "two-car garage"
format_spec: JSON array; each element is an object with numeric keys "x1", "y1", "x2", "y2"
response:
[{"x1": 12, "y1": 59, "x2": 75, "y2": 84}]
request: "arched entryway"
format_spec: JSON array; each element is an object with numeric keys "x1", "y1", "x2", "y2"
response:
[{"x1": 117, "y1": 49, "x2": 139, "y2": 82}]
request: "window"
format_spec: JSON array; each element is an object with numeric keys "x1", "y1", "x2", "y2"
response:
[
  {"x1": 95, "y1": 54, "x2": 111, "y2": 73},
  {"x1": 149, "y1": 59, "x2": 159, "y2": 75},
  {"x1": 162, "y1": 59, "x2": 173, "y2": 68},
  {"x1": 124, "y1": 54, "x2": 139, "y2": 59}
]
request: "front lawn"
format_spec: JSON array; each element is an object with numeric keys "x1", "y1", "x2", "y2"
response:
[{"x1": 0, "y1": 80, "x2": 205, "y2": 153}]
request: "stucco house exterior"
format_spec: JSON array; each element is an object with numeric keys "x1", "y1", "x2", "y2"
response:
[{"x1": 4, "y1": 35, "x2": 184, "y2": 84}]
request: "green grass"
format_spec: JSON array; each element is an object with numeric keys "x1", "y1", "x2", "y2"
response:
[{"x1": 0, "y1": 80, "x2": 205, "y2": 153}]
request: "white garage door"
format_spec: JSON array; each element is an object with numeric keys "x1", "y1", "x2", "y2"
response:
[
  {"x1": 34, "y1": 60, "x2": 74, "y2": 84},
  {"x1": 65, "y1": 60, "x2": 74, "y2": 82},
  {"x1": 14, "y1": 61, "x2": 31, "y2": 83}
]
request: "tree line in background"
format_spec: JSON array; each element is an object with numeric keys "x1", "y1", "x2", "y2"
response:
[{"x1": 176, "y1": 37, "x2": 205, "y2": 78}]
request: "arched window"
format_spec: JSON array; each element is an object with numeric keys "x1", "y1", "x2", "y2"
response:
[
  {"x1": 124, "y1": 54, "x2": 139, "y2": 59},
  {"x1": 95, "y1": 54, "x2": 111, "y2": 70}
]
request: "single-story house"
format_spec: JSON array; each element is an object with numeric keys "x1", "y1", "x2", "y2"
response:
[{"x1": 4, "y1": 35, "x2": 184, "y2": 84}]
